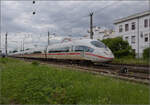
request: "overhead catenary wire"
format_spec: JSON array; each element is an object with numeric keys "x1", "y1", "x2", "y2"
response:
[
  {"x1": 32, "y1": 1, "x2": 41, "y2": 15},
  {"x1": 94, "y1": 1, "x2": 120, "y2": 15},
  {"x1": 30, "y1": 0, "x2": 123, "y2": 38},
  {"x1": 88, "y1": 1, "x2": 123, "y2": 39},
  {"x1": 29, "y1": 0, "x2": 124, "y2": 41},
  {"x1": 60, "y1": 1, "x2": 121, "y2": 26},
  {"x1": 30, "y1": 0, "x2": 121, "y2": 26},
  {"x1": 60, "y1": 2, "x2": 118, "y2": 36}
]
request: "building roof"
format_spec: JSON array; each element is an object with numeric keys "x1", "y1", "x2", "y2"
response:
[{"x1": 114, "y1": 10, "x2": 150, "y2": 24}]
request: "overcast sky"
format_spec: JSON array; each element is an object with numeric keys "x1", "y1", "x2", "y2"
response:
[{"x1": 0, "y1": 0, "x2": 149, "y2": 52}]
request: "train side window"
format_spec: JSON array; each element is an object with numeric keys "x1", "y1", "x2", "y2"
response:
[
  {"x1": 60, "y1": 47, "x2": 70, "y2": 52},
  {"x1": 75, "y1": 46, "x2": 84, "y2": 51},
  {"x1": 70, "y1": 46, "x2": 73, "y2": 51},
  {"x1": 84, "y1": 46, "x2": 94, "y2": 52},
  {"x1": 48, "y1": 47, "x2": 70, "y2": 53},
  {"x1": 48, "y1": 48, "x2": 54, "y2": 53},
  {"x1": 49, "y1": 48, "x2": 57, "y2": 53},
  {"x1": 48, "y1": 50, "x2": 52, "y2": 53},
  {"x1": 87, "y1": 47, "x2": 94, "y2": 52},
  {"x1": 75, "y1": 46, "x2": 94, "y2": 52},
  {"x1": 33, "y1": 51, "x2": 42, "y2": 54}
]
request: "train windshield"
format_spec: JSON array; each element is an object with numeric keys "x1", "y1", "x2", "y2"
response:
[{"x1": 91, "y1": 41, "x2": 106, "y2": 48}]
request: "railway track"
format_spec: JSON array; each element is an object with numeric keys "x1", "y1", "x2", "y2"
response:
[{"x1": 12, "y1": 56, "x2": 150, "y2": 85}]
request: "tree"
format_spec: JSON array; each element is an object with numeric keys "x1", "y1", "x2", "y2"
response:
[
  {"x1": 143, "y1": 47, "x2": 150, "y2": 60},
  {"x1": 101, "y1": 37, "x2": 135, "y2": 58}
]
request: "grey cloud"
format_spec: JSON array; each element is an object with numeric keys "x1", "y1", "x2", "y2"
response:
[{"x1": 1, "y1": 0, "x2": 149, "y2": 51}]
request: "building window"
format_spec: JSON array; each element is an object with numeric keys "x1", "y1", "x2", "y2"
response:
[
  {"x1": 131, "y1": 22, "x2": 136, "y2": 30},
  {"x1": 119, "y1": 25, "x2": 123, "y2": 32},
  {"x1": 145, "y1": 37, "x2": 148, "y2": 42},
  {"x1": 144, "y1": 19, "x2": 148, "y2": 28},
  {"x1": 144, "y1": 34, "x2": 148, "y2": 42},
  {"x1": 125, "y1": 24, "x2": 129, "y2": 31},
  {"x1": 131, "y1": 36, "x2": 136, "y2": 43},
  {"x1": 125, "y1": 36, "x2": 129, "y2": 41},
  {"x1": 140, "y1": 32, "x2": 143, "y2": 38},
  {"x1": 149, "y1": 18, "x2": 150, "y2": 27}
]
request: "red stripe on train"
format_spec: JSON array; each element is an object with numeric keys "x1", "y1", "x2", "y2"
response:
[
  {"x1": 46, "y1": 52, "x2": 113, "y2": 60},
  {"x1": 85, "y1": 52, "x2": 113, "y2": 59},
  {"x1": 47, "y1": 52, "x2": 80, "y2": 55}
]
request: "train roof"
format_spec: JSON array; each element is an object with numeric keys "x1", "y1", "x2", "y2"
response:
[
  {"x1": 47, "y1": 39, "x2": 99, "y2": 49},
  {"x1": 10, "y1": 47, "x2": 45, "y2": 55}
]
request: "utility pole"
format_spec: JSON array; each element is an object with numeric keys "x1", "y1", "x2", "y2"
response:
[
  {"x1": 48, "y1": 31, "x2": 50, "y2": 45},
  {"x1": 137, "y1": 17, "x2": 140, "y2": 58},
  {"x1": 5, "y1": 32, "x2": 8, "y2": 55},
  {"x1": 0, "y1": 0, "x2": 1, "y2": 54},
  {"x1": 23, "y1": 39, "x2": 24, "y2": 53},
  {"x1": 149, "y1": 0, "x2": 150, "y2": 11},
  {"x1": 148, "y1": 0, "x2": 150, "y2": 53},
  {"x1": 20, "y1": 41, "x2": 22, "y2": 53},
  {"x1": 21, "y1": 40, "x2": 23, "y2": 56},
  {"x1": 89, "y1": 12, "x2": 94, "y2": 39},
  {"x1": 22, "y1": 37, "x2": 26, "y2": 55},
  {"x1": 0, "y1": 33, "x2": 1, "y2": 53}
]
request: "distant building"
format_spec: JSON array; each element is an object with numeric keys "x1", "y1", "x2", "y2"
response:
[
  {"x1": 114, "y1": 10, "x2": 150, "y2": 57},
  {"x1": 86, "y1": 26, "x2": 115, "y2": 40}
]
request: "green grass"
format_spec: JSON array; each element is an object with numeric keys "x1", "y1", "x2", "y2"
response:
[
  {"x1": 0, "y1": 58, "x2": 149, "y2": 104},
  {"x1": 112, "y1": 58, "x2": 149, "y2": 65}
]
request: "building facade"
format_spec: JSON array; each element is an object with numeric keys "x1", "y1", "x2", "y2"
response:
[{"x1": 114, "y1": 11, "x2": 150, "y2": 57}]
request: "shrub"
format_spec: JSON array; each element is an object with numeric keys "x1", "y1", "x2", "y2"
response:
[
  {"x1": 143, "y1": 47, "x2": 150, "y2": 60},
  {"x1": 101, "y1": 37, "x2": 135, "y2": 58},
  {"x1": 31, "y1": 61, "x2": 40, "y2": 66}
]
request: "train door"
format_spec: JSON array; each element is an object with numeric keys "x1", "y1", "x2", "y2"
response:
[
  {"x1": 70, "y1": 45, "x2": 83, "y2": 60},
  {"x1": 74, "y1": 45, "x2": 85, "y2": 58},
  {"x1": 80, "y1": 50, "x2": 84, "y2": 57}
]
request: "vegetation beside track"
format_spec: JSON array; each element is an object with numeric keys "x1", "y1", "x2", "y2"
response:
[
  {"x1": 0, "y1": 58, "x2": 149, "y2": 104},
  {"x1": 102, "y1": 37, "x2": 135, "y2": 58},
  {"x1": 112, "y1": 57, "x2": 149, "y2": 65},
  {"x1": 101, "y1": 37, "x2": 149, "y2": 66}
]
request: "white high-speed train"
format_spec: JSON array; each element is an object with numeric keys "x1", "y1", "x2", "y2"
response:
[
  {"x1": 47, "y1": 39, "x2": 114, "y2": 62},
  {"x1": 12, "y1": 39, "x2": 114, "y2": 62}
]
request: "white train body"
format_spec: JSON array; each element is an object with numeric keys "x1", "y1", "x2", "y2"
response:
[
  {"x1": 11, "y1": 39, "x2": 114, "y2": 63},
  {"x1": 47, "y1": 39, "x2": 114, "y2": 62}
]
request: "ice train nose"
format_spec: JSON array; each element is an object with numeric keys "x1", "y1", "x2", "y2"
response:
[{"x1": 104, "y1": 51, "x2": 114, "y2": 60}]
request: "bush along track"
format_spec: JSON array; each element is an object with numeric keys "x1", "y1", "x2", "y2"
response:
[{"x1": 0, "y1": 58, "x2": 149, "y2": 104}]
